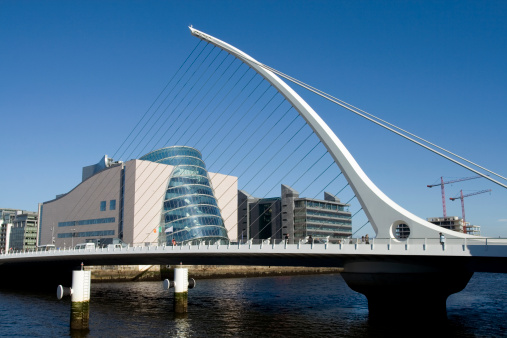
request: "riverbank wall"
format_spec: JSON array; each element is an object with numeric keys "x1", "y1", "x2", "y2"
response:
[{"x1": 85, "y1": 265, "x2": 343, "y2": 283}]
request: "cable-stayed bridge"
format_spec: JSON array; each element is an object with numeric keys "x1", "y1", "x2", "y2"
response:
[{"x1": 2, "y1": 27, "x2": 506, "y2": 319}]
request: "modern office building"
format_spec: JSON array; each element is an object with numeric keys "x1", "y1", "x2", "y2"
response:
[
  {"x1": 38, "y1": 146, "x2": 237, "y2": 248},
  {"x1": 238, "y1": 185, "x2": 352, "y2": 244},
  {"x1": 0, "y1": 208, "x2": 38, "y2": 252},
  {"x1": 237, "y1": 191, "x2": 282, "y2": 242}
]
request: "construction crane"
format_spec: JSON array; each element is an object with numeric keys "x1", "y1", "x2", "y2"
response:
[
  {"x1": 450, "y1": 189, "x2": 492, "y2": 234},
  {"x1": 427, "y1": 176, "x2": 482, "y2": 217}
]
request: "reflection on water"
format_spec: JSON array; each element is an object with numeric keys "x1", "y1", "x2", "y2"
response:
[{"x1": 0, "y1": 273, "x2": 505, "y2": 337}]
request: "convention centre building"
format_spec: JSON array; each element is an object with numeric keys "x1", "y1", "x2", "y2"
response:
[{"x1": 38, "y1": 146, "x2": 237, "y2": 248}]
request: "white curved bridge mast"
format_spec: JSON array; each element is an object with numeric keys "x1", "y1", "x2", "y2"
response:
[{"x1": 190, "y1": 27, "x2": 470, "y2": 240}]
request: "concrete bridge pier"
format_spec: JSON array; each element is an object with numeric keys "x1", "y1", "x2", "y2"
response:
[
  {"x1": 341, "y1": 261, "x2": 473, "y2": 320},
  {"x1": 163, "y1": 264, "x2": 196, "y2": 313},
  {"x1": 57, "y1": 265, "x2": 91, "y2": 330}
]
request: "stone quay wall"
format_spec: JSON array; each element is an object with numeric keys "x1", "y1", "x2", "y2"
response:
[{"x1": 85, "y1": 265, "x2": 343, "y2": 283}]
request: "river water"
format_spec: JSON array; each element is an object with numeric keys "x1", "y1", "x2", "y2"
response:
[{"x1": 0, "y1": 272, "x2": 505, "y2": 337}]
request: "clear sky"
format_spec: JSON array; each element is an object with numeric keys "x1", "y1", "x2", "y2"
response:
[{"x1": 1, "y1": 1, "x2": 506, "y2": 237}]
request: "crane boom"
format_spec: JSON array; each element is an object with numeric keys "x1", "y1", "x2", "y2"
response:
[
  {"x1": 427, "y1": 176, "x2": 481, "y2": 188},
  {"x1": 427, "y1": 176, "x2": 482, "y2": 217},
  {"x1": 449, "y1": 189, "x2": 492, "y2": 201}
]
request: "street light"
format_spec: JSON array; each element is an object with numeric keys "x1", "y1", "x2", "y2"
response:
[{"x1": 71, "y1": 228, "x2": 76, "y2": 247}]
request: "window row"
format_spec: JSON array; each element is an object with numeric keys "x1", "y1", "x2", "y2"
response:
[
  {"x1": 163, "y1": 195, "x2": 218, "y2": 211},
  {"x1": 295, "y1": 200, "x2": 347, "y2": 211},
  {"x1": 171, "y1": 166, "x2": 208, "y2": 178},
  {"x1": 149, "y1": 156, "x2": 205, "y2": 168},
  {"x1": 140, "y1": 147, "x2": 203, "y2": 162},
  {"x1": 168, "y1": 175, "x2": 211, "y2": 188},
  {"x1": 100, "y1": 200, "x2": 117, "y2": 211},
  {"x1": 163, "y1": 215, "x2": 224, "y2": 229},
  {"x1": 299, "y1": 218, "x2": 352, "y2": 226},
  {"x1": 305, "y1": 225, "x2": 352, "y2": 232},
  {"x1": 163, "y1": 205, "x2": 222, "y2": 223},
  {"x1": 165, "y1": 185, "x2": 215, "y2": 200},
  {"x1": 58, "y1": 230, "x2": 115, "y2": 238},
  {"x1": 58, "y1": 217, "x2": 116, "y2": 227},
  {"x1": 163, "y1": 225, "x2": 228, "y2": 243},
  {"x1": 295, "y1": 209, "x2": 352, "y2": 219}
]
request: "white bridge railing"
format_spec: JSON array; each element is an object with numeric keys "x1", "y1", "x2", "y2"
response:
[{"x1": 1, "y1": 237, "x2": 506, "y2": 258}]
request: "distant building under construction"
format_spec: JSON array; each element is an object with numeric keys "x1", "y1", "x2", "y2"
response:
[{"x1": 427, "y1": 216, "x2": 481, "y2": 236}]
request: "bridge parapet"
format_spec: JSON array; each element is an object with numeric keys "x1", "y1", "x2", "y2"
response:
[{"x1": 1, "y1": 237, "x2": 506, "y2": 262}]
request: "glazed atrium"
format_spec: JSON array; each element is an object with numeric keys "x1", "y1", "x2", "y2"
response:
[{"x1": 139, "y1": 147, "x2": 230, "y2": 244}]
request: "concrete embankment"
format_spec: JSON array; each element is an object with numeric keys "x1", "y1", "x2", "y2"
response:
[{"x1": 85, "y1": 265, "x2": 343, "y2": 283}]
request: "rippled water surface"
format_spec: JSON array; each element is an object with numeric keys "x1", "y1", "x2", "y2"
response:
[{"x1": 0, "y1": 273, "x2": 505, "y2": 337}]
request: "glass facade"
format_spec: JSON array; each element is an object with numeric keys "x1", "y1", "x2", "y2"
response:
[{"x1": 140, "y1": 146, "x2": 229, "y2": 245}]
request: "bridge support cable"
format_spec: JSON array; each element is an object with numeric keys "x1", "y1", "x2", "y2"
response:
[
  {"x1": 172, "y1": 61, "x2": 245, "y2": 146},
  {"x1": 116, "y1": 41, "x2": 209, "y2": 161},
  {"x1": 202, "y1": 86, "x2": 278, "y2": 161},
  {"x1": 134, "y1": 52, "x2": 235, "y2": 158},
  {"x1": 65, "y1": 47, "x2": 261, "y2": 245},
  {"x1": 135, "y1": 115, "x2": 320, "y2": 243},
  {"x1": 128, "y1": 55, "x2": 243, "y2": 185},
  {"x1": 217, "y1": 133, "x2": 334, "y2": 241},
  {"x1": 134, "y1": 103, "x2": 306, "y2": 244},
  {"x1": 193, "y1": 77, "x2": 267, "y2": 155},
  {"x1": 189, "y1": 27, "x2": 487, "y2": 241},
  {"x1": 205, "y1": 95, "x2": 286, "y2": 170},
  {"x1": 252, "y1": 60, "x2": 507, "y2": 189},
  {"x1": 126, "y1": 46, "x2": 222, "y2": 159},
  {"x1": 255, "y1": 170, "x2": 350, "y2": 242},
  {"x1": 112, "y1": 30, "x2": 374, "y2": 244},
  {"x1": 57, "y1": 46, "x2": 223, "y2": 231},
  {"x1": 352, "y1": 220, "x2": 370, "y2": 237},
  {"x1": 248, "y1": 155, "x2": 335, "y2": 242},
  {"x1": 181, "y1": 66, "x2": 251, "y2": 146},
  {"x1": 124, "y1": 43, "x2": 354, "y2": 244},
  {"x1": 52, "y1": 42, "x2": 210, "y2": 231},
  {"x1": 346, "y1": 196, "x2": 356, "y2": 204},
  {"x1": 208, "y1": 105, "x2": 294, "y2": 183},
  {"x1": 112, "y1": 39, "x2": 203, "y2": 160},
  {"x1": 352, "y1": 208, "x2": 363, "y2": 218},
  {"x1": 244, "y1": 146, "x2": 349, "y2": 241}
]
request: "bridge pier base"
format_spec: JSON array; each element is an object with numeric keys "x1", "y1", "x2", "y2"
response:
[
  {"x1": 341, "y1": 262, "x2": 473, "y2": 320},
  {"x1": 163, "y1": 265, "x2": 196, "y2": 313},
  {"x1": 69, "y1": 269, "x2": 91, "y2": 330}
]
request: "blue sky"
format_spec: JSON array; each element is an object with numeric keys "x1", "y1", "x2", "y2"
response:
[{"x1": 1, "y1": 1, "x2": 506, "y2": 237}]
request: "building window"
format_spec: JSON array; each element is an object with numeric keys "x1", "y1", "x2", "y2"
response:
[
  {"x1": 110, "y1": 200, "x2": 116, "y2": 210},
  {"x1": 100, "y1": 201, "x2": 106, "y2": 211}
]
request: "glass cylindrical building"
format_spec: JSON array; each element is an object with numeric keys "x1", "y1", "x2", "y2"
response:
[{"x1": 139, "y1": 146, "x2": 229, "y2": 245}]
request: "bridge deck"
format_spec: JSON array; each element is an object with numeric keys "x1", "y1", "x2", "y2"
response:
[{"x1": 1, "y1": 239, "x2": 506, "y2": 273}]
